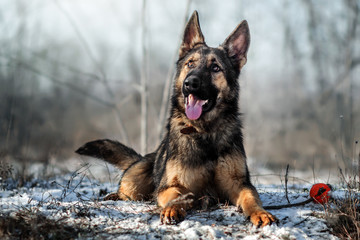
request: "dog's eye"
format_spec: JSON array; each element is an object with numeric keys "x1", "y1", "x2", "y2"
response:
[
  {"x1": 187, "y1": 61, "x2": 195, "y2": 68},
  {"x1": 211, "y1": 64, "x2": 221, "y2": 72}
]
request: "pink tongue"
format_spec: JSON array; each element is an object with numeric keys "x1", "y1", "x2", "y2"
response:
[{"x1": 185, "y1": 94, "x2": 206, "y2": 120}]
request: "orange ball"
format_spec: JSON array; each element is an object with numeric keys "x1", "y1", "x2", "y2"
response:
[{"x1": 310, "y1": 183, "x2": 331, "y2": 204}]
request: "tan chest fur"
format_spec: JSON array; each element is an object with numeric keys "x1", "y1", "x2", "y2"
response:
[{"x1": 165, "y1": 160, "x2": 214, "y2": 194}]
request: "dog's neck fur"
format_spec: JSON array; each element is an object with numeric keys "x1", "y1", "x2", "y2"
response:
[{"x1": 169, "y1": 105, "x2": 244, "y2": 148}]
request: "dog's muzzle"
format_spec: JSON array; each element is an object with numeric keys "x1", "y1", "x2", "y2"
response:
[{"x1": 183, "y1": 76, "x2": 210, "y2": 121}]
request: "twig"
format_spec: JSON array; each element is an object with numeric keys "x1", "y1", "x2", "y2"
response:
[
  {"x1": 311, "y1": 155, "x2": 317, "y2": 183},
  {"x1": 250, "y1": 173, "x2": 312, "y2": 184},
  {"x1": 293, "y1": 215, "x2": 311, "y2": 226},
  {"x1": 285, "y1": 164, "x2": 290, "y2": 204},
  {"x1": 264, "y1": 198, "x2": 313, "y2": 210}
]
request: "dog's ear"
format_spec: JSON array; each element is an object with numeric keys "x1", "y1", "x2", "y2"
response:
[
  {"x1": 179, "y1": 10, "x2": 205, "y2": 59},
  {"x1": 222, "y1": 20, "x2": 250, "y2": 70}
]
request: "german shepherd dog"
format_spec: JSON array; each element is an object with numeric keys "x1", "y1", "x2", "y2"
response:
[{"x1": 76, "y1": 11, "x2": 277, "y2": 227}]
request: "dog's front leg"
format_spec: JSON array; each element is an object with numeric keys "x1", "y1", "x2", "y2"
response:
[
  {"x1": 157, "y1": 187, "x2": 194, "y2": 225},
  {"x1": 215, "y1": 154, "x2": 277, "y2": 227},
  {"x1": 236, "y1": 185, "x2": 277, "y2": 227},
  {"x1": 218, "y1": 178, "x2": 277, "y2": 227}
]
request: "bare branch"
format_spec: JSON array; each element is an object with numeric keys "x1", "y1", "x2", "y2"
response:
[
  {"x1": 53, "y1": 0, "x2": 107, "y2": 81},
  {"x1": 29, "y1": 48, "x2": 102, "y2": 82},
  {"x1": 318, "y1": 0, "x2": 359, "y2": 104},
  {"x1": 158, "y1": 0, "x2": 192, "y2": 140},
  {"x1": 6, "y1": 57, "x2": 115, "y2": 108},
  {"x1": 351, "y1": 58, "x2": 360, "y2": 69},
  {"x1": 53, "y1": 0, "x2": 130, "y2": 144},
  {"x1": 140, "y1": 0, "x2": 149, "y2": 154}
]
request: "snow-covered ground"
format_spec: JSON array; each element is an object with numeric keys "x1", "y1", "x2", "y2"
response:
[{"x1": 0, "y1": 164, "x2": 343, "y2": 239}]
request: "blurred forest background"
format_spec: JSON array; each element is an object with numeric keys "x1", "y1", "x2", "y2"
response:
[{"x1": 0, "y1": 0, "x2": 359, "y2": 176}]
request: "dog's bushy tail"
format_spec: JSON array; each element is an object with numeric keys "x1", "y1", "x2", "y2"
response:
[
  {"x1": 76, "y1": 139, "x2": 142, "y2": 170},
  {"x1": 76, "y1": 139, "x2": 155, "y2": 200}
]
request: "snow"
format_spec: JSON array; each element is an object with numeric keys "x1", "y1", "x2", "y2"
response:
[{"x1": 0, "y1": 168, "x2": 341, "y2": 239}]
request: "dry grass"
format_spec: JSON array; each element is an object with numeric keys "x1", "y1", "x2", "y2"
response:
[
  {"x1": 1, "y1": 157, "x2": 360, "y2": 239},
  {"x1": 0, "y1": 209, "x2": 92, "y2": 240},
  {"x1": 325, "y1": 169, "x2": 360, "y2": 239},
  {"x1": 0, "y1": 160, "x2": 13, "y2": 189}
]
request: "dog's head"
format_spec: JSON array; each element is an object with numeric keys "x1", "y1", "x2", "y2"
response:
[{"x1": 173, "y1": 11, "x2": 250, "y2": 123}]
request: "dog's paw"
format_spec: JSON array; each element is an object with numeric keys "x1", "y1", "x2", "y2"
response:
[
  {"x1": 103, "y1": 193, "x2": 121, "y2": 201},
  {"x1": 249, "y1": 209, "x2": 278, "y2": 227},
  {"x1": 160, "y1": 206, "x2": 186, "y2": 225}
]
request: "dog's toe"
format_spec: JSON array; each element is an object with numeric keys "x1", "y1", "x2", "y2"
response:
[
  {"x1": 250, "y1": 209, "x2": 278, "y2": 227},
  {"x1": 160, "y1": 206, "x2": 186, "y2": 225}
]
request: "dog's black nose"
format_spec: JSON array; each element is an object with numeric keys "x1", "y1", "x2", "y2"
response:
[{"x1": 184, "y1": 76, "x2": 201, "y2": 92}]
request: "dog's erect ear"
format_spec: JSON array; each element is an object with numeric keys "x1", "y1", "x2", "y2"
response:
[
  {"x1": 179, "y1": 10, "x2": 205, "y2": 59},
  {"x1": 222, "y1": 20, "x2": 250, "y2": 70}
]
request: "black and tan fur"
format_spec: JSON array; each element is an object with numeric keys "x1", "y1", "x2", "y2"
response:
[{"x1": 76, "y1": 11, "x2": 277, "y2": 227}]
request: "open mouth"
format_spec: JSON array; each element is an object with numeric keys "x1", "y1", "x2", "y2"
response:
[{"x1": 184, "y1": 94, "x2": 212, "y2": 120}]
